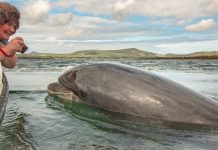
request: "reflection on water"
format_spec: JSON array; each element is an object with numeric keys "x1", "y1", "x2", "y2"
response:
[
  {"x1": 1, "y1": 92, "x2": 218, "y2": 150},
  {"x1": 0, "y1": 92, "x2": 37, "y2": 150},
  {"x1": 0, "y1": 59, "x2": 218, "y2": 150}
]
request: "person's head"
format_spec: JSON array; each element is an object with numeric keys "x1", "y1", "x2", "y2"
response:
[{"x1": 0, "y1": 2, "x2": 20, "y2": 41}]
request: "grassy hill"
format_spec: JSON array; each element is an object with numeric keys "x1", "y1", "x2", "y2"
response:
[
  {"x1": 182, "y1": 51, "x2": 218, "y2": 59},
  {"x1": 18, "y1": 48, "x2": 218, "y2": 59},
  {"x1": 72, "y1": 48, "x2": 159, "y2": 59}
]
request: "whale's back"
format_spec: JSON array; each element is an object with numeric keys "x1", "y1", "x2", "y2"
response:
[{"x1": 58, "y1": 63, "x2": 218, "y2": 127}]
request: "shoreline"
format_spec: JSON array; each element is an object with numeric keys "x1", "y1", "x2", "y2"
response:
[{"x1": 18, "y1": 55, "x2": 218, "y2": 60}]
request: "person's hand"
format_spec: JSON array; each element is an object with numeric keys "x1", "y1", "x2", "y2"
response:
[{"x1": 3, "y1": 37, "x2": 26, "y2": 56}]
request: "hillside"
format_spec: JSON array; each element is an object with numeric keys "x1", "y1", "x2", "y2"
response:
[
  {"x1": 183, "y1": 51, "x2": 218, "y2": 59},
  {"x1": 18, "y1": 48, "x2": 218, "y2": 59},
  {"x1": 72, "y1": 48, "x2": 159, "y2": 58}
]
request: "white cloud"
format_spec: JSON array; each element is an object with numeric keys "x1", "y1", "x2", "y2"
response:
[
  {"x1": 22, "y1": 0, "x2": 50, "y2": 24},
  {"x1": 50, "y1": 0, "x2": 74, "y2": 8},
  {"x1": 185, "y1": 19, "x2": 215, "y2": 32},
  {"x1": 9, "y1": 0, "x2": 218, "y2": 54},
  {"x1": 21, "y1": 1, "x2": 73, "y2": 26},
  {"x1": 203, "y1": 0, "x2": 218, "y2": 14},
  {"x1": 45, "y1": 37, "x2": 57, "y2": 43},
  {"x1": 51, "y1": 0, "x2": 218, "y2": 25},
  {"x1": 156, "y1": 39, "x2": 218, "y2": 54},
  {"x1": 112, "y1": 0, "x2": 135, "y2": 20},
  {"x1": 64, "y1": 27, "x2": 84, "y2": 37},
  {"x1": 114, "y1": 0, "x2": 135, "y2": 11},
  {"x1": 48, "y1": 13, "x2": 73, "y2": 26}
]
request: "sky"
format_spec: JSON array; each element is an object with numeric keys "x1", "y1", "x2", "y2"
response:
[{"x1": 3, "y1": 0, "x2": 218, "y2": 54}]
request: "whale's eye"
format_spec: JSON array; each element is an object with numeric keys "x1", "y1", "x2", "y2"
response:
[
  {"x1": 79, "y1": 90, "x2": 87, "y2": 99},
  {"x1": 68, "y1": 71, "x2": 77, "y2": 80}
]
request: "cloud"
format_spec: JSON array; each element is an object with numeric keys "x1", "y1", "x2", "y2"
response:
[
  {"x1": 9, "y1": 0, "x2": 218, "y2": 54},
  {"x1": 185, "y1": 19, "x2": 215, "y2": 32},
  {"x1": 21, "y1": 0, "x2": 73, "y2": 26},
  {"x1": 203, "y1": 0, "x2": 218, "y2": 14},
  {"x1": 22, "y1": 0, "x2": 50, "y2": 24},
  {"x1": 45, "y1": 36, "x2": 57, "y2": 43},
  {"x1": 156, "y1": 39, "x2": 218, "y2": 54},
  {"x1": 64, "y1": 27, "x2": 84, "y2": 37},
  {"x1": 114, "y1": 0, "x2": 135, "y2": 11},
  {"x1": 48, "y1": 13, "x2": 73, "y2": 26},
  {"x1": 52, "y1": 0, "x2": 218, "y2": 23},
  {"x1": 20, "y1": 0, "x2": 218, "y2": 22},
  {"x1": 50, "y1": 0, "x2": 74, "y2": 8},
  {"x1": 112, "y1": 0, "x2": 135, "y2": 20},
  {"x1": 38, "y1": 0, "x2": 218, "y2": 28}
]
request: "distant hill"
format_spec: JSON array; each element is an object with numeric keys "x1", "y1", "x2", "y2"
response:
[
  {"x1": 18, "y1": 48, "x2": 218, "y2": 59},
  {"x1": 29, "y1": 51, "x2": 39, "y2": 54},
  {"x1": 72, "y1": 48, "x2": 160, "y2": 58},
  {"x1": 182, "y1": 51, "x2": 218, "y2": 58}
]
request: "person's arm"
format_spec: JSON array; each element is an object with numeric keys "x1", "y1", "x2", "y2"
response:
[
  {"x1": 0, "y1": 37, "x2": 25, "y2": 69},
  {"x1": 0, "y1": 54, "x2": 17, "y2": 68}
]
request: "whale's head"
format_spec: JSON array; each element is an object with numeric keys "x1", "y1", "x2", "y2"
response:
[
  {"x1": 47, "y1": 67, "x2": 80, "y2": 101},
  {"x1": 58, "y1": 68, "x2": 79, "y2": 95}
]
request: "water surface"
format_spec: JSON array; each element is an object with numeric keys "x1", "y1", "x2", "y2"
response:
[{"x1": 1, "y1": 59, "x2": 218, "y2": 150}]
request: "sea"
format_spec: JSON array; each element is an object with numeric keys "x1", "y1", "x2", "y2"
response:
[{"x1": 0, "y1": 59, "x2": 218, "y2": 150}]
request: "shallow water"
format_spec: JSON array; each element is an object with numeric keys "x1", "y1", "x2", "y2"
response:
[{"x1": 0, "y1": 59, "x2": 218, "y2": 150}]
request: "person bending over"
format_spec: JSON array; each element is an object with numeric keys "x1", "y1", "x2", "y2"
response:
[{"x1": 0, "y1": 2, "x2": 27, "y2": 93}]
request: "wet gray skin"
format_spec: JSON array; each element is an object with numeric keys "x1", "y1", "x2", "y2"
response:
[{"x1": 47, "y1": 63, "x2": 218, "y2": 129}]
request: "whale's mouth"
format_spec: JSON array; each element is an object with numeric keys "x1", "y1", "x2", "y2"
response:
[
  {"x1": 47, "y1": 82, "x2": 80, "y2": 101},
  {"x1": 47, "y1": 82, "x2": 71, "y2": 93}
]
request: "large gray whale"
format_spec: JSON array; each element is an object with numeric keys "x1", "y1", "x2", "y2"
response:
[{"x1": 47, "y1": 63, "x2": 218, "y2": 129}]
